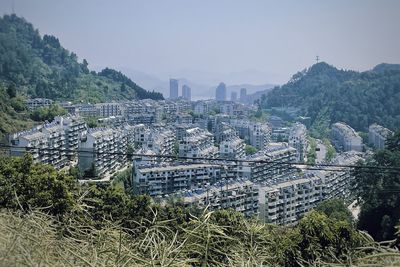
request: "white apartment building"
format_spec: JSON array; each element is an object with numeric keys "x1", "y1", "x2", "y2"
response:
[
  {"x1": 78, "y1": 128, "x2": 127, "y2": 178},
  {"x1": 95, "y1": 102, "x2": 123, "y2": 117},
  {"x1": 10, "y1": 129, "x2": 49, "y2": 164},
  {"x1": 194, "y1": 101, "x2": 209, "y2": 115},
  {"x1": 288, "y1": 122, "x2": 308, "y2": 162},
  {"x1": 26, "y1": 98, "x2": 53, "y2": 110},
  {"x1": 310, "y1": 151, "x2": 363, "y2": 200},
  {"x1": 257, "y1": 151, "x2": 363, "y2": 226},
  {"x1": 134, "y1": 163, "x2": 222, "y2": 196},
  {"x1": 179, "y1": 127, "x2": 218, "y2": 159},
  {"x1": 219, "y1": 137, "x2": 245, "y2": 159},
  {"x1": 331, "y1": 122, "x2": 363, "y2": 152},
  {"x1": 249, "y1": 123, "x2": 271, "y2": 150},
  {"x1": 10, "y1": 116, "x2": 87, "y2": 169},
  {"x1": 237, "y1": 143, "x2": 297, "y2": 183},
  {"x1": 182, "y1": 179, "x2": 259, "y2": 217},
  {"x1": 368, "y1": 123, "x2": 393, "y2": 150},
  {"x1": 145, "y1": 128, "x2": 176, "y2": 156},
  {"x1": 54, "y1": 116, "x2": 87, "y2": 160},
  {"x1": 258, "y1": 175, "x2": 323, "y2": 225},
  {"x1": 229, "y1": 120, "x2": 271, "y2": 150},
  {"x1": 177, "y1": 113, "x2": 193, "y2": 124}
]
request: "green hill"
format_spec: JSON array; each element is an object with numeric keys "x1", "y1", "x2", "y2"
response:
[
  {"x1": 0, "y1": 14, "x2": 163, "y2": 103},
  {"x1": 263, "y1": 62, "x2": 400, "y2": 134}
]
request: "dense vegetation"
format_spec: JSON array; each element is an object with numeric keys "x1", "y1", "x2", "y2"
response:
[
  {"x1": 353, "y1": 131, "x2": 400, "y2": 241},
  {"x1": 0, "y1": 83, "x2": 33, "y2": 141},
  {"x1": 263, "y1": 62, "x2": 400, "y2": 134},
  {"x1": 0, "y1": 14, "x2": 163, "y2": 103},
  {"x1": 1, "y1": 148, "x2": 400, "y2": 265}
]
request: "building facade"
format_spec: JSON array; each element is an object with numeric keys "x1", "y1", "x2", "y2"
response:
[
  {"x1": 288, "y1": 122, "x2": 308, "y2": 162},
  {"x1": 182, "y1": 85, "x2": 191, "y2": 101},
  {"x1": 170, "y1": 79, "x2": 179, "y2": 99},
  {"x1": 134, "y1": 163, "x2": 222, "y2": 196},
  {"x1": 258, "y1": 175, "x2": 323, "y2": 225},
  {"x1": 182, "y1": 179, "x2": 259, "y2": 217},
  {"x1": 215, "y1": 82, "x2": 227, "y2": 102},
  {"x1": 78, "y1": 128, "x2": 127, "y2": 177},
  {"x1": 331, "y1": 122, "x2": 363, "y2": 152},
  {"x1": 368, "y1": 123, "x2": 393, "y2": 149},
  {"x1": 179, "y1": 127, "x2": 218, "y2": 159}
]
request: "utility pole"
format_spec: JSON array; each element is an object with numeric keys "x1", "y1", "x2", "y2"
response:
[{"x1": 316, "y1": 55, "x2": 320, "y2": 63}]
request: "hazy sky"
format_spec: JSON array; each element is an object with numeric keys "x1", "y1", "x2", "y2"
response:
[{"x1": 1, "y1": 0, "x2": 400, "y2": 85}]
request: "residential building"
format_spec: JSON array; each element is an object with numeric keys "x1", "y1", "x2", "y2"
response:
[
  {"x1": 309, "y1": 151, "x2": 363, "y2": 201},
  {"x1": 134, "y1": 163, "x2": 222, "y2": 196},
  {"x1": 77, "y1": 104, "x2": 98, "y2": 117},
  {"x1": 220, "y1": 101, "x2": 236, "y2": 115},
  {"x1": 249, "y1": 123, "x2": 271, "y2": 150},
  {"x1": 369, "y1": 123, "x2": 393, "y2": 149},
  {"x1": 54, "y1": 116, "x2": 87, "y2": 161},
  {"x1": 182, "y1": 179, "x2": 259, "y2": 217},
  {"x1": 26, "y1": 98, "x2": 53, "y2": 110},
  {"x1": 219, "y1": 137, "x2": 245, "y2": 159},
  {"x1": 78, "y1": 128, "x2": 127, "y2": 178},
  {"x1": 271, "y1": 127, "x2": 289, "y2": 142},
  {"x1": 331, "y1": 122, "x2": 363, "y2": 152},
  {"x1": 237, "y1": 143, "x2": 297, "y2": 183},
  {"x1": 177, "y1": 113, "x2": 193, "y2": 124},
  {"x1": 10, "y1": 116, "x2": 87, "y2": 169},
  {"x1": 95, "y1": 102, "x2": 123, "y2": 117},
  {"x1": 288, "y1": 123, "x2": 308, "y2": 162},
  {"x1": 194, "y1": 101, "x2": 209, "y2": 115},
  {"x1": 179, "y1": 127, "x2": 218, "y2": 159},
  {"x1": 10, "y1": 129, "x2": 50, "y2": 165},
  {"x1": 258, "y1": 175, "x2": 323, "y2": 225}
]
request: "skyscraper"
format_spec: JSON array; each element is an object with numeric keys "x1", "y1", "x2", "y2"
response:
[
  {"x1": 170, "y1": 79, "x2": 179, "y2": 99},
  {"x1": 231, "y1": 91, "x2": 237, "y2": 102},
  {"x1": 215, "y1": 82, "x2": 226, "y2": 102},
  {"x1": 240, "y1": 88, "x2": 247, "y2": 103},
  {"x1": 182, "y1": 85, "x2": 191, "y2": 101}
]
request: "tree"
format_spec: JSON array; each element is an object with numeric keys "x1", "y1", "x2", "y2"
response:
[
  {"x1": 315, "y1": 198, "x2": 353, "y2": 223},
  {"x1": 353, "y1": 131, "x2": 400, "y2": 241},
  {"x1": 245, "y1": 145, "x2": 258, "y2": 155},
  {"x1": 30, "y1": 104, "x2": 67, "y2": 122},
  {"x1": 6, "y1": 84, "x2": 16, "y2": 98},
  {"x1": 81, "y1": 59, "x2": 89, "y2": 74},
  {"x1": 0, "y1": 154, "x2": 76, "y2": 215}
]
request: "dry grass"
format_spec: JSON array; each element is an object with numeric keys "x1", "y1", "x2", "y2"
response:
[{"x1": 0, "y1": 209, "x2": 399, "y2": 267}]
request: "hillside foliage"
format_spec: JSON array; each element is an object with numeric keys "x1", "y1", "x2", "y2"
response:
[
  {"x1": 263, "y1": 62, "x2": 400, "y2": 132},
  {"x1": 353, "y1": 131, "x2": 400, "y2": 241},
  {"x1": 0, "y1": 14, "x2": 163, "y2": 103}
]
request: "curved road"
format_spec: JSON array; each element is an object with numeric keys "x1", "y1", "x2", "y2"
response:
[{"x1": 315, "y1": 139, "x2": 327, "y2": 163}]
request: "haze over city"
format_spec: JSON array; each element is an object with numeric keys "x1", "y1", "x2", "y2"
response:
[
  {"x1": 1, "y1": 0, "x2": 400, "y2": 95},
  {"x1": 1, "y1": 1, "x2": 400, "y2": 264}
]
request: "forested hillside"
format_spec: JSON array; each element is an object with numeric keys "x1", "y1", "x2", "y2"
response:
[
  {"x1": 0, "y1": 14, "x2": 163, "y2": 103},
  {"x1": 263, "y1": 62, "x2": 400, "y2": 133}
]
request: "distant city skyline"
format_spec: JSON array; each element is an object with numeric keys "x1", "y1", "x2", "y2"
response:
[{"x1": 1, "y1": 0, "x2": 399, "y2": 86}]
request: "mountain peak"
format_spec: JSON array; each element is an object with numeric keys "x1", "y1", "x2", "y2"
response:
[
  {"x1": 372, "y1": 63, "x2": 400, "y2": 73},
  {"x1": 308, "y1": 62, "x2": 339, "y2": 75}
]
